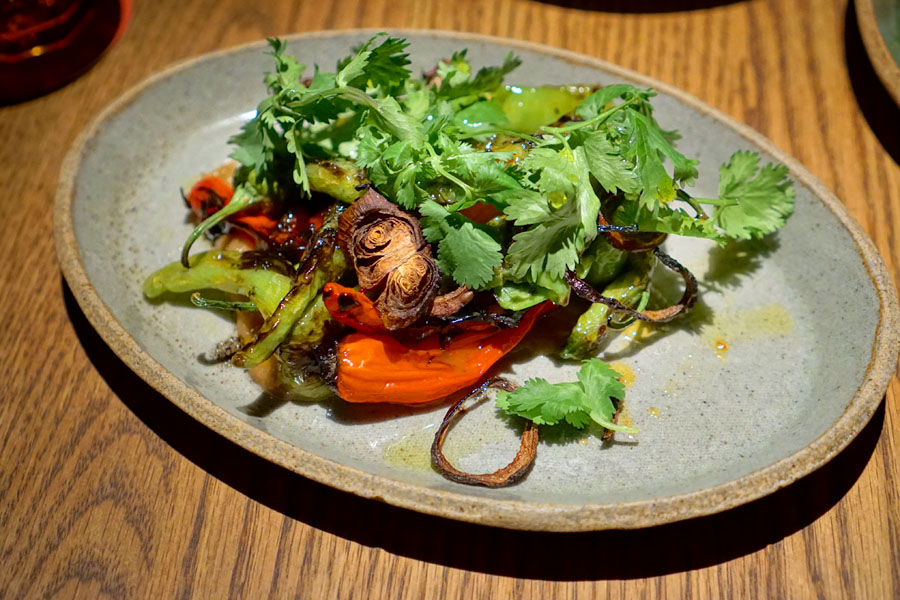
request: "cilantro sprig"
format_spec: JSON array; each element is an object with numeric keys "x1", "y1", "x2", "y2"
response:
[{"x1": 496, "y1": 359, "x2": 636, "y2": 434}]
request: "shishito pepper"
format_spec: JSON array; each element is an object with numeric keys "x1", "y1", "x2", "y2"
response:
[
  {"x1": 143, "y1": 250, "x2": 293, "y2": 317},
  {"x1": 323, "y1": 282, "x2": 554, "y2": 404}
]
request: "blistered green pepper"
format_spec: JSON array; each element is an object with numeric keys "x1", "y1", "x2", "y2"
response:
[
  {"x1": 143, "y1": 250, "x2": 293, "y2": 317},
  {"x1": 575, "y1": 236, "x2": 629, "y2": 287},
  {"x1": 307, "y1": 158, "x2": 369, "y2": 203},
  {"x1": 495, "y1": 85, "x2": 593, "y2": 133},
  {"x1": 232, "y1": 210, "x2": 347, "y2": 369},
  {"x1": 561, "y1": 252, "x2": 656, "y2": 360},
  {"x1": 454, "y1": 85, "x2": 594, "y2": 135},
  {"x1": 270, "y1": 294, "x2": 337, "y2": 401}
]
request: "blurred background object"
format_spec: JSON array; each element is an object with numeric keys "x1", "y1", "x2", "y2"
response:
[{"x1": 0, "y1": 0, "x2": 130, "y2": 104}]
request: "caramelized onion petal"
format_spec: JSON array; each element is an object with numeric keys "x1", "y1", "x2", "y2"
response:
[
  {"x1": 431, "y1": 378, "x2": 539, "y2": 488},
  {"x1": 351, "y1": 218, "x2": 421, "y2": 290},
  {"x1": 430, "y1": 286, "x2": 475, "y2": 318},
  {"x1": 376, "y1": 253, "x2": 440, "y2": 329}
]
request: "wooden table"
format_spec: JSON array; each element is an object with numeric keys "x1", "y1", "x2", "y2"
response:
[{"x1": 3, "y1": 0, "x2": 899, "y2": 597}]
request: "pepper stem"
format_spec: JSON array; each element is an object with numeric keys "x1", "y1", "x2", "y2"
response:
[{"x1": 180, "y1": 185, "x2": 260, "y2": 267}]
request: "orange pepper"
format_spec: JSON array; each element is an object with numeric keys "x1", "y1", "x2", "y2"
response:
[
  {"x1": 459, "y1": 202, "x2": 502, "y2": 223},
  {"x1": 323, "y1": 282, "x2": 554, "y2": 404},
  {"x1": 322, "y1": 282, "x2": 387, "y2": 334},
  {"x1": 187, "y1": 176, "x2": 325, "y2": 242},
  {"x1": 186, "y1": 176, "x2": 234, "y2": 216},
  {"x1": 233, "y1": 213, "x2": 279, "y2": 234}
]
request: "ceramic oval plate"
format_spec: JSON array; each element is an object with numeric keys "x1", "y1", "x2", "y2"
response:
[
  {"x1": 54, "y1": 30, "x2": 900, "y2": 531},
  {"x1": 858, "y1": 0, "x2": 900, "y2": 106}
]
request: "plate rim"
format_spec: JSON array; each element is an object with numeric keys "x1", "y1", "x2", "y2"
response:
[
  {"x1": 53, "y1": 28, "x2": 900, "y2": 531},
  {"x1": 856, "y1": 0, "x2": 900, "y2": 107}
]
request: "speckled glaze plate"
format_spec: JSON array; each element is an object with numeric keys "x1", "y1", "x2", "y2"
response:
[
  {"x1": 54, "y1": 30, "x2": 900, "y2": 531},
  {"x1": 858, "y1": 0, "x2": 900, "y2": 106}
]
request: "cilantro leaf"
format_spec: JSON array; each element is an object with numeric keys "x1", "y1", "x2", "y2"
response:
[
  {"x1": 504, "y1": 146, "x2": 601, "y2": 282},
  {"x1": 630, "y1": 111, "x2": 698, "y2": 186},
  {"x1": 504, "y1": 194, "x2": 584, "y2": 281},
  {"x1": 501, "y1": 189, "x2": 551, "y2": 225},
  {"x1": 228, "y1": 119, "x2": 266, "y2": 172},
  {"x1": 264, "y1": 38, "x2": 305, "y2": 92},
  {"x1": 579, "y1": 130, "x2": 640, "y2": 195},
  {"x1": 496, "y1": 359, "x2": 634, "y2": 433},
  {"x1": 436, "y1": 50, "x2": 522, "y2": 100},
  {"x1": 614, "y1": 200, "x2": 725, "y2": 243},
  {"x1": 711, "y1": 151, "x2": 795, "y2": 239},
  {"x1": 419, "y1": 200, "x2": 502, "y2": 288},
  {"x1": 437, "y1": 224, "x2": 503, "y2": 288},
  {"x1": 336, "y1": 34, "x2": 410, "y2": 91},
  {"x1": 625, "y1": 111, "x2": 677, "y2": 207}
]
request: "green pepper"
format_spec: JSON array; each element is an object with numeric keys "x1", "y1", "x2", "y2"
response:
[
  {"x1": 307, "y1": 158, "x2": 369, "y2": 203},
  {"x1": 495, "y1": 85, "x2": 593, "y2": 133},
  {"x1": 454, "y1": 85, "x2": 593, "y2": 135},
  {"x1": 143, "y1": 250, "x2": 293, "y2": 317},
  {"x1": 232, "y1": 209, "x2": 347, "y2": 369},
  {"x1": 270, "y1": 294, "x2": 337, "y2": 401},
  {"x1": 575, "y1": 236, "x2": 629, "y2": 287},
  {"x1": 286, "y1": 293, "x2": 332, "y2": 346},
  {"x1": 560, "y1": 252, "x2": 656, "y2": 360}
]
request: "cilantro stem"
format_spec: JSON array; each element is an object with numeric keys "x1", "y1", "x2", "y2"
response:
[
  {"x1": 424, "y1": 143, "x2": 474, "y2": 198},
  {"x1": 457, "y1": 127, "x2": 544, "y2": 145},
  {"x1": 181, "y1": 185, "x2": 261, "y2": 267},
  {"x1": 695, "y1": 198, "x2": 736, "y2": 207},
  {"x1": 279, "y1": 85, "x2": 380, "y2": 115},
  {"x1": 675, "y1": 189, "x2": 709, "y2": 219},
  {"x1": 590, "y1": 410, "x2": 638, "y2": 434},
  {"x1": 455, "y1": 96, "x2": 639, "y2": 145},
  {"x1": 540, "y1": 96, "x2": 641, "y2": 135}
]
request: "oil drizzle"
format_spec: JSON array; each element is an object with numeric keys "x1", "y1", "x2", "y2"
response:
[
  {"x1": 383, "y1": 428, "x2": 434, "y2": 472},
  {"x1": 609, "y1": 362, "x2": 637, "y2": 387},
  {"x1": 701, "y1": 303, "x2": 794, "y2": 359}
]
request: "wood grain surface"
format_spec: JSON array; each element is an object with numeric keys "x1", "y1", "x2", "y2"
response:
[{"x1": 2, "y1": 0, "x2": 899, "y2": 598}]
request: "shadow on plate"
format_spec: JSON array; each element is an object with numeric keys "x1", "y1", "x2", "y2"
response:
[
  {"x1": 534, "y1": 0, "x2": 742, "y2": 13},
  {"x1": 64, "y1": 280, "x2": 884, "y2": 580},
  {"x1": 846, "y1": 0, "x2": 900, "y2": 164}
]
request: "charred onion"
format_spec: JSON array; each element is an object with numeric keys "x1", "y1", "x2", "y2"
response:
[
  {"x1": 431, "y1": 378, "x2": 539, "y2": 487},
  {"x1": 565, "y1": 247, "x2": 698, "y2": 323},
  {"x1": 338, "y1": 188, "x2": 440, "y2": 329}
]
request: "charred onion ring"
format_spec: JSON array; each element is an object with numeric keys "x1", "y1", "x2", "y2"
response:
[
  {"x1": 431, "y1": 378, "x2": 539, "y2": 487},
  {"x1": 565, "y1": 247, "x2": 698, "y2": 323}
]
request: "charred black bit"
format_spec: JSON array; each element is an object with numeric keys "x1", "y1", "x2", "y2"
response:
[
  {"x1": 597, "y1": 223, "x2": 640, "y2": 235},
  {"x1": 431, "y1": 377, "x2": 539, "y2": 488},
  {"x1": 209, "y1": 336, "x2": 243, "y2": 362},
  {"x1": 237, "y1": 250, "x2": 298, "y2": 277},
  {"x1": 596, "y1": 202, "x2": 667, "y2": 252}
]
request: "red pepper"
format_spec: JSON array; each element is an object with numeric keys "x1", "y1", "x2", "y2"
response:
[
  {"x1": 322, "y1": 282, "x2": 554, "y2": 404},
  {"x1": 322, "y1": 283, "x2": 387, "y2": 334},
  {"x1": 459, "y1": 202, "x2": 502, "y2": 223},
  {"x1": 185, "y1": 176, "x2": 323, "y2": 244},
  {"x1": 186, "y1": 176, "x2": 234, "y2": 217}
]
